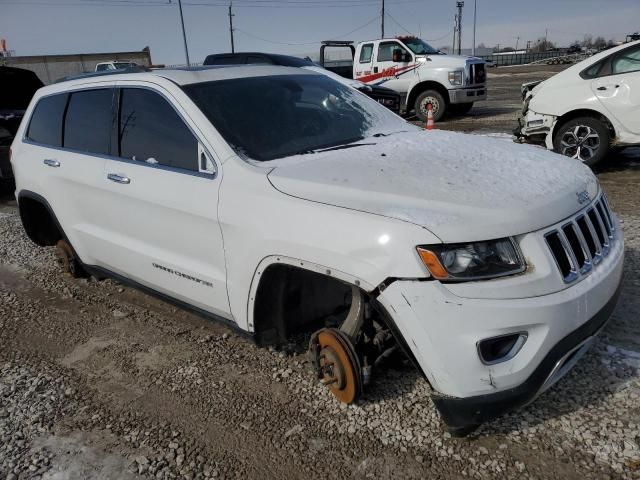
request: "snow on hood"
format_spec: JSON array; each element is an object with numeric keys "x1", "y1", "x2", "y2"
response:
[{"x1": 267, "y1": 130, "x2": 599, "y2": 243}]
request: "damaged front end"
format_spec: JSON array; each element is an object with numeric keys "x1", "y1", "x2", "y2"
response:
[
  {"x1": 308, "y1": 285, "x2": 415, "y2": 405},
  {"x1": 514, "y1": 80, "x2": 556, "y2": 149}
]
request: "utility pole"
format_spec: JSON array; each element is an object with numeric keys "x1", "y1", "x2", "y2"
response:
[
  {"x1": 526, "y1": 40, "x2": 531, "y2": 51},
  {"x1": 515, "y1": 36, "x2": 520, "y2": 51},
  {"x1": 228, "y1": 1, "x2": 235, "y2": 53},
  {"x1": 472, "y1": 0, "x2": 477, "y2": 56},
  {"x1": 456, "y1": 2, "x2": 464, "y2": 55},
  {"x1": 545, "y1": 28, "x2": 548, "y2": 48},
  {"x1": 177, "y1": 0, "x2": 190, "y2": 66},
  {"x1": 452, "y1": 14, "x2": 457, "y2": 54},
  {"x1": 381, "y1": 0, "x2": 385, "y2": 38}
]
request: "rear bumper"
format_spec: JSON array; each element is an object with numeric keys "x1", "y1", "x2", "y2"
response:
[
  {"x1": 431, "y1": 282, "x2": 621, "y2": 430},
  {"x1": 449, "y1": 86, "x2": 487, "y2": 104}
]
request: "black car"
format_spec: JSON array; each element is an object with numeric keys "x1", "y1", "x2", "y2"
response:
[
  {"x1": 0, "y1": 66, "x2": 44, "y2": 192},
  {"x1": 567, "y1": 44, "x2": 582, "y2": 54},
  {"x1": 203, "y1": 52, "x2": 401, "y2": 114}
]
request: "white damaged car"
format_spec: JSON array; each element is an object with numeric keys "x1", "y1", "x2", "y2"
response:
[
  {"x1": 518, "y1": 40, "x2": 640, "y2": 166},
  {"x1": 11, "y1": 66, "x2": 624, "y2": 435}
]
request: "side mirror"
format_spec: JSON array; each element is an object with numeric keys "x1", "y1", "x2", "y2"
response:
[
  {"x1": 392, "y1": 49, "x2": 403, "y2": 62},
  {"x1": 198, "y1": 144, "x2": 217, "y2": 176},
  {"x1": 404, "y1": 52, "x2": 412, "y2": 62}
]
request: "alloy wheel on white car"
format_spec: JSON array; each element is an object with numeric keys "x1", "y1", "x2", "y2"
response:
[{"x1": 559, "y1": 125, "x2": 601, "y2": 163}]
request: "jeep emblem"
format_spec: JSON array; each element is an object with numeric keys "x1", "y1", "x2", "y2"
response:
[{"x1": 576, "y1": 190, "x2": 591, "y2": 205}]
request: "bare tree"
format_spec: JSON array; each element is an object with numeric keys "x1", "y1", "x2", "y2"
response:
[{"x1": 531, "y1": 37, "x2": 556, "y2": 53}]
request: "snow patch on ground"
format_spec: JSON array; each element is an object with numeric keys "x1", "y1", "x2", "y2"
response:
[{"x1": 605, "y1": 345, "x2": 640, "y2": 370}]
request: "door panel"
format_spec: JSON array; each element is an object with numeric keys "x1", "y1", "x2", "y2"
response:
[
  {"x1": 361, "y1": 41, "x2": 417, "y2": 95},
  {"x1": 592, "y1": 45, "x2": 640, "y2": 136},
  {"x1": 93, "y1": 86, "x2": 230, "y2": 319}
]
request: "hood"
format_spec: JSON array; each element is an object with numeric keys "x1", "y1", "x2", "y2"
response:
[
  {"x1": 414, "y1": 54, "x2": 472, "y2": 69},
  {"x1": 266, "y1": 131, "x2": 599, "y2": 243}
]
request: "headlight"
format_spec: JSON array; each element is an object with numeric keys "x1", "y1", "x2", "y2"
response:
[
  {"x1": 448, "y1": 70, "x2": 463, "y2": 86},
  {"x1": 416, "y1": 238, "x2": 525, "y2": 281}
]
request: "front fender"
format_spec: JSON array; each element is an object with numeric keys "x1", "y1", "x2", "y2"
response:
[{"x1": 219, "y1": 157, "x2": 438, "y2": 331}]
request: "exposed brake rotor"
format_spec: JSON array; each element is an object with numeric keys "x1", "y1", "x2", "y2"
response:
[
  {"x1": 55, "y1": 239, "x2": 74, "y2": 274},
  {"x1": 310, "y1": 328, "x2": 362, "y2": 404}
]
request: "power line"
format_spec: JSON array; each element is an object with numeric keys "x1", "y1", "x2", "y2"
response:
[
  {"x1": 235, "y1": 14, "x2": 380, "y2": 45},
  {"x1": 385, "y1": 11, "x2": 412, "y2": 35}
]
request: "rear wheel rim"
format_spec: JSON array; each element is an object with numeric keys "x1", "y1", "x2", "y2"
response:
[{"x1": 560, "y1": 125, "x2": 601, "y2": 162}]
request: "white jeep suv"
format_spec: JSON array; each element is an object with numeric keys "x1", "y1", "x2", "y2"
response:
[
  {"x1": 11, "y1": 66, "x2": 624, "y2": 435},
  {"x1": 518, "y1": 40, "x2": 640, "y2": 166}
]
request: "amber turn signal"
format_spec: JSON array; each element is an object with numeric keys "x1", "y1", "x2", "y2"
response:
[{"x1": 416, "y1": 247, "x2": 449, "y2": 280}]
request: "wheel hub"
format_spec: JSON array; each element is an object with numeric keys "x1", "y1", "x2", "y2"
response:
[
  {"x1": 310, "y1": 328, "x2": 362, "y2": 404},
  {"x1": 420, "y1": 97, "x2": 439, "y2": 116}
]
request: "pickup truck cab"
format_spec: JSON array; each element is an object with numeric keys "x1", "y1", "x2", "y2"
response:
[
  {"x1": 346, "y1": 36, "x2": 486, "y2": 121},
  {"x1": 517, "y1": 40, "x2": 640, "y2": 166},
  {"x1": 11, "y1": 66, "x2": 623, "y2": 435}
]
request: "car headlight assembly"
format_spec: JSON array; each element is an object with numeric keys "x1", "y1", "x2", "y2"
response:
[
  {"x1": 448, "y1": 70, "x2": 463, "y2": 86},
  {"x1": 417, "y1": 238, "x2": 526, "y2": 281}
]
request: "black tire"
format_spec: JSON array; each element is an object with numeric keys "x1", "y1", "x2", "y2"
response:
[
  {"x1": 414, "y1": 90, "x2": 447, "y2": 122},
  {"x1": 553, "y1": 116, "x2": 611, "y2": 167},
  {"x1": 448, "y1": 102, "x2": 474, "y2": 116}
]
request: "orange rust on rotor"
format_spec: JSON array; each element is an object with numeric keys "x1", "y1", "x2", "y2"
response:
[
  {"x1": 55, "y1": 239, "x2": 73, "y2": 273},
  {"x1": 316, "y1": 329, "x2": 360, "y2": 404}
]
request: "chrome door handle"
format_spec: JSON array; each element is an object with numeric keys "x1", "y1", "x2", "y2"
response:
[
  {"x1": 596, "y1": 86, "x2": 607, "y2": 91},
  {"x1": 43, "y1": 159, "x2": 60, "y2": 167},
  {"x1": 107, "y1": 173, "x2": 131, "y2": 184}
]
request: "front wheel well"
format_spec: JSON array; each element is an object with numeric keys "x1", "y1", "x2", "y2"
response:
[
  {"x1": 252, "y1": 263, "x2": 355, "y2": 347},
  {"x1": 18, "y1": 193, "x2": 63, "y2": 246},
  {"x1": 406, "y1": 81, "x2": 450, "y2": 113},
  {"x1": 553, "y1": 109, "x2": 616, "y2": 140}
]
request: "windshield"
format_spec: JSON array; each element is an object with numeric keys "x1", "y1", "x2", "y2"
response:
[
  {"x1": 183, "y1": 74, "x2": 408, "y2": 162},
  {"x1": 401, "y1": 37, "x2": 439, "y2": 55}
]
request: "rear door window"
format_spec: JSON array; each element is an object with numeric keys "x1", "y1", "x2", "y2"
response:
[
  {"x1": 63, "y1": 89, "x2": 114, "y2": 155},
  {"x1": 26, "y1": 93, "x2": 68, "y2": 147},
  {"x1": 118, "y1": 88, "x2": 198, "y2": 171},
  {"x1": 359, "y1": 43, "x2": 374, "y2": 63}
]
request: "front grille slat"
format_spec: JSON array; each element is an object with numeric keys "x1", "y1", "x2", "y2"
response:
[{"x1": 546, "y1": 195, "x2": 615, "y2": 283}]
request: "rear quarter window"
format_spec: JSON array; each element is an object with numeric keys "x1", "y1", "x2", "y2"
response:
[{"x1": 26, "y1": 93, "x2": 68, "y2": 147}]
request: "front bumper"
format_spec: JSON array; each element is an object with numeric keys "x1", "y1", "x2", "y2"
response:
[
  {"x1": 449, "y1": 86, "x2": 487, "y2": 104},
  {"x1": 376, "y1": 226, "x2": 624, "y2": 429},
  {"x1": 432, "y1": 283, "x2": 621, "y2": 430},
  {"x1": 516, "y1": 109, "x2": 556, "y2": 149}
]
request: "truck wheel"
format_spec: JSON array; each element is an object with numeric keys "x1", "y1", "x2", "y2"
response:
[
  {"x1": 415, "y1": 90, "x2": 446, "y2": 122},
  {"x1": 449, "y1": 102, "x2": 474, "y2": 116},
  {"x1": 553, "y1": 117, "x2": 611, "y2": 167},
  {"x1": 55, "y1": 239, "x2": 88, "y2": 278}
]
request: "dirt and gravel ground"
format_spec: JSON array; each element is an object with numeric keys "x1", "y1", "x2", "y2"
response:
[{"x1": 1, "y1": 64, "x2": 640, "y2": 480}]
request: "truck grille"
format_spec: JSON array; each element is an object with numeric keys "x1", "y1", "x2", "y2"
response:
[
  {"x1": 469, "y1": 63, "x2": 486, "y2": 85},
  {"x1": 544, "y1": 195, "x2": 616, "y2": 283}
]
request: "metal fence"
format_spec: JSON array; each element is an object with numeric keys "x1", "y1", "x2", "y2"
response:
[{"x1": 477, "y1": 51, "x2": 577, "y2": 67}]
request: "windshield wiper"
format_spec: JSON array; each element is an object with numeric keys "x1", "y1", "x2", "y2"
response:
[
  {"x1": 315, "y1": 142, "x2": 375, "y2": 153},
  {"x1": 372, "y1": 130, "x2": 408, "y2": 137},
  {"x1": 290, "y1": 142, "x2": 374, "y2": 156}
]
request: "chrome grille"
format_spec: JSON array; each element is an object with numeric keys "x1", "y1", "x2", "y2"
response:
[{"x1": 545, "y1": 195, "x2": 616, "y2": 283}]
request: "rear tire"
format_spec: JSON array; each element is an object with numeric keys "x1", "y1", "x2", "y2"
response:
[
  {"x1": 553, "y1": 116, "x2": 611, "y2": 167},
  {"x1": 414, "y1": 90, "x2": 447, "y2": 122},
  {"x1": 449, "y1": 102, "x2": 474, "y2": 116}
]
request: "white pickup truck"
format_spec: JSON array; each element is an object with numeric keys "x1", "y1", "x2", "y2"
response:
[{"x1": 321, "y1": 37, "x2": 487, "y2": 121}]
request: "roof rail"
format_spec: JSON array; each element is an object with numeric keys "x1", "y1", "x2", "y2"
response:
[{"x1": 54, "y1": 65, "x2": 152, "y2": 84}]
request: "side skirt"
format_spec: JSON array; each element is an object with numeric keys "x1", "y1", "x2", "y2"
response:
[{"x1": 83, "y1": 264, "x2": 254, "y2": 342}]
